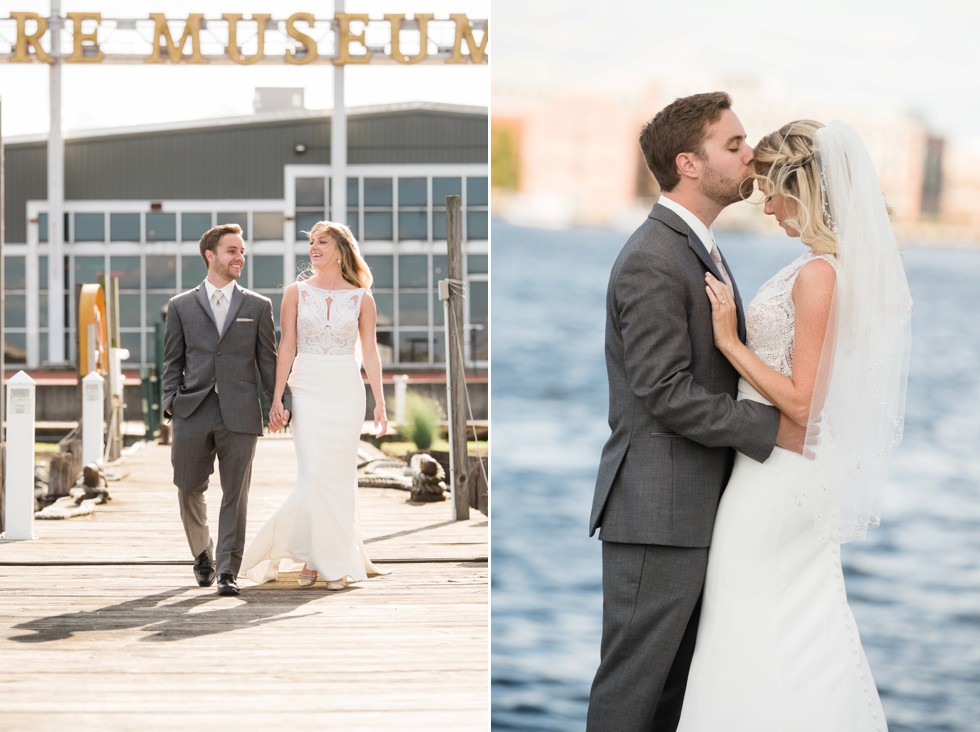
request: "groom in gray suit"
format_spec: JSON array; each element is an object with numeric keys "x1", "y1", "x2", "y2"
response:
[
  {"x1": 162, "y1": 223, "x2": 287, "y2": 596},
  {"x1": 587, "y1": 93, "x2": 804, "y2": 730}
]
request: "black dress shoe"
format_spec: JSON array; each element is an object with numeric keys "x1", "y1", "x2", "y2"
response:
[
  {"x1": 193, "y1": 540, "x2": 216, "y2": 587},
  {"x1": 216, "y1": 573, "x2": 240, "y2": 596}
]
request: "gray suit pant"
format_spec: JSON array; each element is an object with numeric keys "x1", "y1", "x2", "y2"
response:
[
  {"x1": 172, "y1": 389, "x2": 257, "y2": 578},
  {"x1": 587, "y1": 541, "x2": 708, "y2": 732}
]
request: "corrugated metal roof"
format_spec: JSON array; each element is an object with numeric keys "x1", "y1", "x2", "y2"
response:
[{"x1": 2, "y1": 102, "x2": 487, "y2": 243}]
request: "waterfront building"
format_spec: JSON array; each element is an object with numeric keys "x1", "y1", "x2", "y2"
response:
[{"x1": 3, "y1": 101, "x2": 489, "y2": 383}]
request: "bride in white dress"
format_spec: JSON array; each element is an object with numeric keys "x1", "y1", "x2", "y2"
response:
[
  {"x1": 677, "y1": 121, "x2": 912, "y2": 731},
  {"x1": 241, "y1": 221, "x2": 389, "y2": 590}
]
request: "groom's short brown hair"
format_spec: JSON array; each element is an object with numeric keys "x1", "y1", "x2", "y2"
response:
[
  {"x1": 199, "y1": 223, "x2": 244, "y2": 266},
  {"x1": 640, "y1": 91, "x2": 732, "y2": 192}
]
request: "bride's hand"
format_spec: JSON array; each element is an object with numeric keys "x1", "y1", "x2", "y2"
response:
[
  {"x1": 374, "y1": 404, "x2": 389, "y2": 438},
  {"x1": 705, "y1": 273, "x2": 738, "y2": 351},
  {"x1": 269, "y1": 399, "x2": 285, "y2": 432}
]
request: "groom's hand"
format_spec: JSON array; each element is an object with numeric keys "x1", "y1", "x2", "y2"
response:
[{"x1": 775, "y1": 413, "x2": 806, "y2": 455}]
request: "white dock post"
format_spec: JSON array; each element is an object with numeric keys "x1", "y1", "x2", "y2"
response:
[
  {"x1": 4, "y1": 371, "x2": 37, "y2": 540},
  {"x1": 394, "y1": 374, "x2": 408, "y2": 429},
  {"x1": 82, "y1": 371, "x2": 105, "y2": 466}
]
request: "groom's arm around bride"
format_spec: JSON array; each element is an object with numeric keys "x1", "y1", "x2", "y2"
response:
[{"x1": 587, "y1": 92, "x2": 803, "y2": 732}]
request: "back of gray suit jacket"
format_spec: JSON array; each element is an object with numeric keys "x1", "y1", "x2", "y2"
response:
[{"x1": 591, "y1": 205, "x2": 780, "y2": 547}]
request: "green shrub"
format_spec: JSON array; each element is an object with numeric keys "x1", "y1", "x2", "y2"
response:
[{"x1": 402, "y1": 393, "x2": 441, "y2": 450}]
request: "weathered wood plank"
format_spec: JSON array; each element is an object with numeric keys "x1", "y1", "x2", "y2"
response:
[{"x1": 0, "y1": 438, "x2": 488, "y2": 731}]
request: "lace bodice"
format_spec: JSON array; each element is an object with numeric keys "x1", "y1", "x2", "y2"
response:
[
  {"x1": 295, "y1": 282, "x2": 364, "y2": 356},
  {"x1": 745, "y1": 251, "x2": 837, "y2": 377}
]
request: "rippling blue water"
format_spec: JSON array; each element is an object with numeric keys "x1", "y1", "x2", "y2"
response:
[{"x1": 491, "y1": 218, "x2": 980, "y2": 731}]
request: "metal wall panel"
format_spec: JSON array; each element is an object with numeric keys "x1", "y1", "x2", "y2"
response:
[
  {"x1": 4, "y1": 143, "x2": 47, "y2": 244},
  {"x1": 4, "y1": 107, "x2": 487, "y2": 243}
]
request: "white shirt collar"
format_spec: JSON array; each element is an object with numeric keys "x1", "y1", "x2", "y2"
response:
[
  {"x1": 204, "y1": 278, "x2": 236, "y2": 302},
  {"x1": 657, "y1": 195, "x2": 714, "y2": 256}
]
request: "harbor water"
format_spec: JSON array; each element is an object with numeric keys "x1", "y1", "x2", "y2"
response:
[{"x1": 491, "y1": 218, "x2": 980, "y2": 732}]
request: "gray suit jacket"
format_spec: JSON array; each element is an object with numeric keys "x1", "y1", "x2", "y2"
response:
[
  {"x1": 161, "y1": 282, "x2": 281, "y2": 435},
  {"x1": 590, "y1": 204, "x2": 780, "y2": 547}
]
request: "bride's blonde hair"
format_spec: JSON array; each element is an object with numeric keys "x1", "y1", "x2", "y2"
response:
[
  {"x1": 301, "y1": 221, "x2": 373, "y2": 289},
  {"x1": 751, "y1": 120, "x2": 837, "y2": 255}
]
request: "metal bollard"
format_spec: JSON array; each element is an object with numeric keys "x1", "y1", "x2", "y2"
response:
[
  {"x1": 82, "y1": 371, "x2": 105, "y2": 466},
  {"x1": 4, "y1": 371, "x2": 36, "y2": 540}
]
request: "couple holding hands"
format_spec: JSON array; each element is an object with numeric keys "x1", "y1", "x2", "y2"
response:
[{"x1": 161, "y1": 220, "x2": 388, "y2": 597}]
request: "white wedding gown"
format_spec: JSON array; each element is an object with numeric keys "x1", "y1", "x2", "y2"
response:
[
  {"x1": 677, "y1": 251, "x2": 887, "y2": 732},
  {"x1": 241, "y1": 282, "x2": 386, "y2": 584}
]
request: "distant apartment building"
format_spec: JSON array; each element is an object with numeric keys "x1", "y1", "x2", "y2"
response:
[{"x1": 493, "y1": 79, "x2": 946, "y2": 235}]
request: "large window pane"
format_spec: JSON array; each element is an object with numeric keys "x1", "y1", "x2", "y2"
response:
[
  {"x1": 296, "y1": 177, "x2": 326, "y2": 206},
  {"x1": 267, "y1": 292, "x2": 283, "y2": 326},
  {"x1": 250, "y1": 256, "x2": 283, "y2": 289},
  {"x1": 347, "y1": 178, "x2": 359, "y2": 205},
  {"x1": 346, "y1": 209, "x2": 359, "y2": 240},
  {"x1": 398, "y1": 211, "x2": 427, "y2": 240},
  {"x1": 364, "y1": 178, "x2": 393, "y2": 206},
  {"x1": 182, "y1": 254, "x2": 206, "y2": 287},
  {"x1": 433, "y1": 210, "x2": 448, "y2": 240},
  {"x1": 110, "y1": 256, "x2": 141, "y2": 289},
  {"x1": 433, "y1": 177, "x2": 462, "y2": 202},
  {"x1": 467, "y1": 210, "x2": 489, "y2": 240},
  {"x1": 365, "y1": 256, "x2": 393, "y2": 289},
  {"x1": 295, "y1": 211, "x2": 324, "y2": 239},
  {"x1": 398, "y1": 332, "x2": 429, "y2": 363},
  {"x1": 253, "y1": 212, "x2": 284, "y2": 240},
  {"x1": 146, "y1": 212, "x2": 177, "y2": 242},
  {"x1": 5, "y1": 295, "x2": 26, "y2": 327},
  {"x1": 145, "y1": 256, "x2": 177, "y2": 289},
  {"x1": 432, "y1": 296, "x2": 444, "y2": 327},
  {"x1": 146, "y1": 293, "x2": 171, "y2": 326},
  {"x1": 39, "y1": 256, "x2": 49, "y2": 290},
  {"x1": 110, "y1": 213, "x2": 140, "y2": 242},
  {"x1": 432, "y1": 255, "x2": 447, "y2": 280},
  {"x1": 373, "y1": 292, "x2": 394, "y2": 327},
  {"x1": 120, "y1": 331, "x2": 142, "y2": 361},
  {"x1": 470, "y1": 279, "x2": 488, "y2": 362},
  {"x1": 4, "y1": 256, "x2": 26, "y2": 289},
  {"x1": 39, "y1": 212, "x2": 48, "y2": 242},
  {"x1": 364, "y1": 212, "x2": 393, "y2": 240},
  {"x1": 398, "y1": 255, "x2": 428, "y2": 288},
  {"x1": 398, "y1": 292, "x2": 429, "y2": 326},
  {"x1": 182, "y1": 212, "x2": 212, "y2": 242},
  {"x1": 433, "y1": 330, "x2": 446, "y2": 364},
  {"x1": 216, "y1": 212, "x2": 248, "y2": 239},
  {"x1": 39, "y1": 292, "x2": 48, "y2": 327},
  {"x1": 5, "y1": 332, "x2": 26, "y2": 362},
  {"x1": 467, "y1": 176, "x2": 489, "y2": 206},
  {"x1": 468, "y1": 254, "x2": 488, "y2": 274},
  {"x1": 398, "y1": 177, "x2": 427, "y2": 206},
  {"x1": 74, "y1": 256, "x2": 106, "y2": 285},
  {"x1": 470, "y1": 280, "x2": 488, "y2": 323},
  {"x1": 75, "y1": 213, "x2": 105, "y2": 242},
  {"x1": 118, "y1": 294, "x2": 143, "y2": 327},
  {"x1": 376, "y1": 330, "x2": 394, "y2": 365}
]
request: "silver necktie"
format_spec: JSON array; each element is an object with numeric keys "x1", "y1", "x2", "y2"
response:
[
  {"x1": 709, "y1": 239, "x2": 733, "y2": 288},
  {"x1": 212, "y1": 290, "x2": 227, "y2": 334}
]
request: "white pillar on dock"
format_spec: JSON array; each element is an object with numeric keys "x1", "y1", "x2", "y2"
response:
[
  {"x1": 47, "y1": 0, "x2": 66, "y2": 362},
  {"x1": 82, "y1": 371, "x2": 105, "y2": 466},
  {"x1": 4, "y1": 371, "x2": 37, "y2": 540},
  {"x1": 393, "y1": 374, "x2": 408, "y2": 429}
]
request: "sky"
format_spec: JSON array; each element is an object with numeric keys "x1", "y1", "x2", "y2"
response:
[
  {"x1": 0, "y1": 1, "x2": 489, "y2": 137},
  {"x1": 492, "y1": 0, "x2": 980, "y2": 146}
]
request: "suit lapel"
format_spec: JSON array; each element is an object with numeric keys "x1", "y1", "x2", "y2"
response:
[
  {"x1": 195, "y1": 284, "x2": 217, "y2": 329},
  {"x1": 219, "y1": 285, "x2": 246, "y2": 340},
  {"x1": 649, "y1": 204, "x2": 747, "y2": 342}
]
